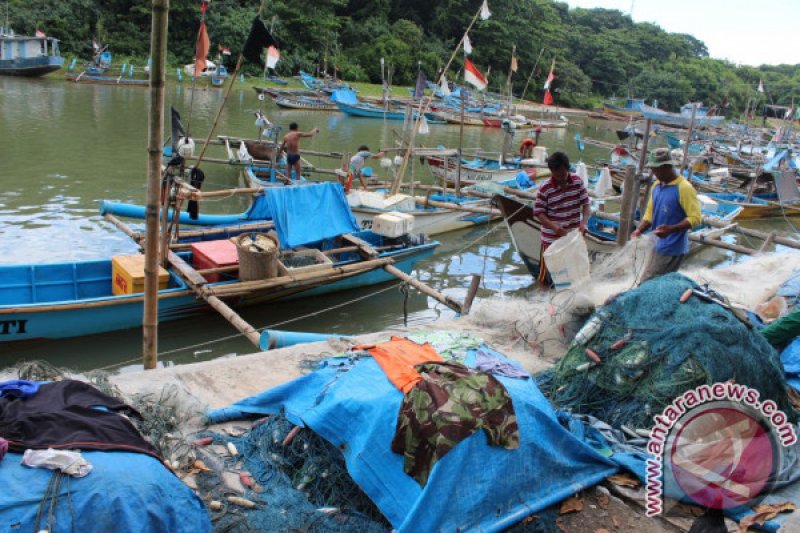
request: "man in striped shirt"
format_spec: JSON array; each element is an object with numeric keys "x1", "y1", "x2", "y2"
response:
[{"x1": 533, "y1": 152, "x2": 591, "y2": 287}]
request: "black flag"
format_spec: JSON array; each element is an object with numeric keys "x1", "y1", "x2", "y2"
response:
[
  {"x1": 242, "y1": 17, "x2": 278, "y2": 67},
  {"x1": 170, "y1": 107, "x2": 185, "y2": 153}
]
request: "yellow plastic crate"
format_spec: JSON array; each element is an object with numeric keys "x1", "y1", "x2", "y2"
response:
[{"x1": 112, "y1": 254, "x2": 169, "y2": 295}]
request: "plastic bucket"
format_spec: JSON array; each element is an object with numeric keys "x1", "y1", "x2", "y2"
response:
[
  {"x1": 542, "y1": 230, "x2": 591, "y2": 290},
  {"x1": 233, "y1": 233, "x2": 280, "y2": 281}
]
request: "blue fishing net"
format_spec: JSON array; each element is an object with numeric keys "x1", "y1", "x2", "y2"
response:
[
  {"x1": 537, "y1": 273, "x2": 794, "y2": 430},
  {"x1": 198, "y1": 416, "x2": 390, "y2": 533}
]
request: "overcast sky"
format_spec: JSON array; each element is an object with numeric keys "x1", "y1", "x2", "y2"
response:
[{"x1": 563, "y1": 0, "x2": 800, "y2": 66}]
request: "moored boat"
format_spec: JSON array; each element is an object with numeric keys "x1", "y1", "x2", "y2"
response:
[
  {"x1": 0, "y1": 31, "x2": 64, "y2": 76},
  {"x1": 274, "y1": 95, "x2": 338, "y2": 111},
  {"x1": 602, "y1": 98, "x2": 645, "y2": 117}
]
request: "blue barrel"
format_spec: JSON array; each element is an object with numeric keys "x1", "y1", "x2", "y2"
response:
[{"x1": 259, "y1": 329, "x2": 346, "y2": 351}]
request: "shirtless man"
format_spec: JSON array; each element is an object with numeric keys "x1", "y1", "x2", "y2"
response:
[{"x1": 279, "y1": 123, "x2": 319, "y2": 181}]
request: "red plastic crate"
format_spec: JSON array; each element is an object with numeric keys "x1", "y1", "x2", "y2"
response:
[{"x1": 191, "y1": 239, "x2": 239, "y2": 282}]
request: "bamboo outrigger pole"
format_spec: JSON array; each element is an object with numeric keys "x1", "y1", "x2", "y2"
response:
[{"x1": 143, "y1": 0, "x2": 170, "y2": 370}]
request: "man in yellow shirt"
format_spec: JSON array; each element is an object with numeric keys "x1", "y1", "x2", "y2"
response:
[{"x1": 632, "y1": 148, "x2": 701, "y2": 283}]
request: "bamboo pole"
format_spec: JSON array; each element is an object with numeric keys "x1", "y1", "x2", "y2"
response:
[
  {"x1": 143, "y1": 0, "x2": 169, "y2": 370},
  {"x1": 700, "y1": 216, "x2": 800, "y2": 249},
  {"x1": 103, "y1": 213, "x2": 142, "y2": 242},
  {"x1": 167, "y1": 252, "x2": 261, "y2": 347},
  {"x1": 680, "y1": 104, "x2": 697, "y2": 174},
  {"x1": 461, "y1": 274, "x2": 481, "y2": 315},
  {"x1": 617, "y1": 166, "x2": 637, "y2": 247},
  {"x1": 414, "y1": 196, "x2": 501, "y2": 216}
]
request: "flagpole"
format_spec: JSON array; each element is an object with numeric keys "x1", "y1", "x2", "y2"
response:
[
  {"x1": 519, "y1": 48, "x2": 544, "y2": 103},
  {"x1": 391, "y1": 1, "x2": 488, "y2": 194},
  {"x1": 143, "y1": 0, "x2": 170, "y2": 370},
  {"x1": 506, "y1": 45, "x2": 515, "y2": 114}
]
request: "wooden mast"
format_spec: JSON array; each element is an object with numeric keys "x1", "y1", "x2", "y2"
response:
[{"x1": 143, "y1": 0, "x2": 170, "y2": 370}]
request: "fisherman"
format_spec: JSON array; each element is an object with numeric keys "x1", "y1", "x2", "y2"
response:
[
  {"x1": 345, "y1": 145, "x2": 386, "y2": 192},
  {"x1": 533, "y1": 151, "x2": 591, "y2": 287},
  {"x1": 519, "y1": 125, "x2": 542, "y2": 159},
  {"x1": 632, "y1": 147, "x2": 701, "y2": 283},
  {"x1": 279, "y1": 123, "x2": 319, "y2": 182}
]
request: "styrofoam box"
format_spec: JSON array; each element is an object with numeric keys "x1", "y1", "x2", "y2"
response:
[
  {"x1": 371, "y1": 212, "x2": 415, "y2": 238},
  {"x1": 383, "y1": 194, "x2": 416, "y2": 212},
  {"x1": 359, "y1": 191, "x2": 390, "y2": 209},
  {"x1": 346, "y1": 190, "x2": 362, "y2": 207},
  {"x1": 697, "y1": 194, "x2": 719, "y2": 213}
]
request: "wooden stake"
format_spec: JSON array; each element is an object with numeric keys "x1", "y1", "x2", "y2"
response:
[
  {"x1": 617, "y1": 166, "x2": 637, "y2": 247},
  {"x1": 462, "y1": 274, "x2": 481, "y2": 315},
  {"x1": 680, "y1": 104, "x2": 697, "y2": 174},
  {"x1": 143, "y1": 0, "x2": 169, "y2": 370}
]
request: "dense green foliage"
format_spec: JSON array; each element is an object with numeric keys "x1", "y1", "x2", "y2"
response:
[{"x1": 7, "y1": 0, "x2": 798, "y2": 113}]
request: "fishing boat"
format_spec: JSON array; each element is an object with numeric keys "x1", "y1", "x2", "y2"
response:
[
  {"x1": 65, "y1": 47, "x2": 149, "y2": 86},
  {"x1": 704, "y1": 192, "x2": 798, "y2": 219},
  {"x1": 335, "y1": 100, "x2": 408, "y2": 120},
  {"x1": 0, "y1": 31, "x2": 64, "y2": 76},
  {"x1": 602, "y1": 98, "x2": 645, "y2": 117},
  {"x1": 347, "y1": 191, "x2": 496, "y2": 236},
  {"x1": 210, "y1": 65, "x2": 228, "y2": 87},
  {"x1": 426, "y1": 153, "x2": 552, "y2": 183},
  {"x1": 266, "y1": 74, "x2": 288, "y2": 85},
  {"x1": 641, "y1": 102, "x2": 725, "y2": 129},
  {"x1": 274, "y1": 95, "x2": 338, "y2": 111},
  {"x1": 0, "y1": 231, "x2": 436, "y2": 343},
  {"x1": 2, "y1": 184, "x2": 438, "y2": 343}
]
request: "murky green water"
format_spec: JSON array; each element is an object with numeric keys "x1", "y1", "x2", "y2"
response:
[{"x1": 2, "y1": 76, "x2": 796, "y2": 370}]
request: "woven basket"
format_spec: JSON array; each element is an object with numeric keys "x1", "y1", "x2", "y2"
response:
[{"x1": 233, "y1": 233, "x2": 280, "y2": 281}]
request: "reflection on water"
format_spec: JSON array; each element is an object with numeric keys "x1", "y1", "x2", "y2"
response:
[{"x1": 2, "y1": 76, "x2": 798, "y2": 369}]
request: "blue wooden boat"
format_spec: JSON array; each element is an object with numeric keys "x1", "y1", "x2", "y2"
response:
[
  {"x1": 641, "y1": 103, "x2": 725, "y2": 128},
  {"x1": 0, "y1": 231, "x2": 437, "y2": 343},
  {"x1": 602, "y1": 98, "x2": 645, "y2": 117},
  {"x1": 0, "y1": 33, "x2": 64, "y2": 76},
  {"x1": 336, "y1": 100, "x2": 408, "y2": 120}
]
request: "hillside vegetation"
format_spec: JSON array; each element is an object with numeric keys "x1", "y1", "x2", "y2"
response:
[{"x1": 8, "y1": 0, "x2": 799, "y2": 113}]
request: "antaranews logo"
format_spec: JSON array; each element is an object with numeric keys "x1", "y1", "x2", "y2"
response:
[{"x1": 645, "y1": 382, "x2": 797, "y2": 516}]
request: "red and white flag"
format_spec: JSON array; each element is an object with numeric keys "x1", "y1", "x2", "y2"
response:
[
  {"x1": 266, "y1": 46, "x2": 280, "y2": 69},
  {"x1": 543, "y1": 89, "x2": 554, "y2": 106},
  {"x1": 218, "y1": 44, "x2": 231, "y2": 56},
  {"x1": 194, "y1": 21, "x2": 210, "y2": 76},
  {"x1": 464, "y1": 58, "x2": 488, "y2": 91},
  {"x1": 543, "y1": 58, "x2": 555, "y2": 90},
  {"x1": 35, "y1": 28, "x2": 46, "y2": 38},
  {"x1": 757, "y1": 79, "x2": 764, "y2": 93}
]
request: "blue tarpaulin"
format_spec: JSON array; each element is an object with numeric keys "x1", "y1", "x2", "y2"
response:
[
  {"x1": 254, "y1": 183, "x2": 359, "y2": 249},
  {"x1": 208, "y1": 349, "x2": 620, "y2": 532},
  {"x1": 0, "y1": 450, "x2": 211, "y2": 532}
]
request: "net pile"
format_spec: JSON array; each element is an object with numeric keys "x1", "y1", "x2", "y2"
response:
[
  {"x1": 537, "y1": 273, "x2": 794, "y2": 430},
  {"x1": 203, "y1": 415, "x2": 389, "y2": 533}
]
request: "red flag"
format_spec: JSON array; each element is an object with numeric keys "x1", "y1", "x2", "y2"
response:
[
  {"x1": 543, "y1": 89, "x2": 554, "y2": 106},
  {"x1": 195, "y1": 21, "x2": 210, "y2": 76},
  {"x1": 200, "y1": 1, "x2": 209, "y2": 14},
  {"x1": 35, "y1": 28, "x2": 46, "y2": 38},
  {"x1": 464, "y1": 58, "x2": 488, "y2": 91}
]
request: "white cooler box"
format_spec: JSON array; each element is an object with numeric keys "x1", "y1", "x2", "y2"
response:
[{"x1": 371, "y1": 212, "x2": 415, "y2": 238}]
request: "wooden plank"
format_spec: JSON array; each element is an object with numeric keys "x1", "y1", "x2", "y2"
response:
[
  {"x1": 168, "y1": 250, "x2": 209, "y2": 287},
  {"x1": 413, "y1": 196, "x2": 501, "y2": 216}
]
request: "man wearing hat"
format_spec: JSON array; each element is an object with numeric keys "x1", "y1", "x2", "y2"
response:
[{"x1": 632, "y1": 148, "x2": 701, "y2": 282}]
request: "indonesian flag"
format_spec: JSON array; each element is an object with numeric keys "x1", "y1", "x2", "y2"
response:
[
  {"x1": 543, "y1": 88, "x2": 554, "y2": 106},
  {"x1": 543, "y1": 58, "x2": 555, "y2": 90},
  {"x1": 35, "y1": 28, "x2": 46, "y2": 37},
  {"x1": 218, "y1": 44, "x2": 231, "y2": 56},
  {"x1": 464, "y1": 58, "x2": 488, "y2": 91},
  {"x1": 463, "y1": 34, "x2": 472, "y2": 56},
  {"x1": 757, "y1": 79, "x2": 764, "y2": 93},
  {"x1": 480, "y1": 0, "x2": 491, "y2": 20},
  {"x1": 200, "y1": 0, "x2": 209, "y2": 14},
  {"x1": 266, "y1": 45, "x2": 280, "y2": 69},
  {"x1": 194, "y1": 21, "x2": 210, "y2": 76}
]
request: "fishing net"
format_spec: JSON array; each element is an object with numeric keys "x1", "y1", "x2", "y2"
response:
[
  {"x1": 537, "y1": 272, "x2": 794, "y2": 430},
  {"x1": 194, "y1": 415, "x2": 390, "y2": 533}
]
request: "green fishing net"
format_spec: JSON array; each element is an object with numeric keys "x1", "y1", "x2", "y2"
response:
[{"x1": 537, "y1": 273, "x2": 794, "y2": 430}]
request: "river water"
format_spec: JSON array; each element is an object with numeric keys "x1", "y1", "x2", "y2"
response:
[{"x1": 1, "y1": 76, "x2": 796, "y2": 371}]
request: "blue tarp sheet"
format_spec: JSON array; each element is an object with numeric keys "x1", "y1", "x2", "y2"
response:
[
  {"x1": 782, "y1": 337, "x2": 800, "y2": 392},
  {"x1": 208, "y1": 349, "x2": 620, "y2": 532},
  {"x1": 0, "y1": 450, "x2": 211, "y2": 532},
  {"x1": 254, "y1": 182, "x2": 359, "y2": 249}
]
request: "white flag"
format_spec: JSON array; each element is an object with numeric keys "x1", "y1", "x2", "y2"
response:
[
  {"x1": 440, "y1": 75, "x2": 451, "y2": 97},
  {"x1": 757, "y1": 79, "x2": 764, "y2": 93},
  {"x1": 418, "y1": 114, "x2": 430, "y2": 135},
  {"x1": 463, "y1": 34, "x2": 472, "y2": 56},
  {"x1": 480, "y1": 0, "x2": 491, "y2": 20}
]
